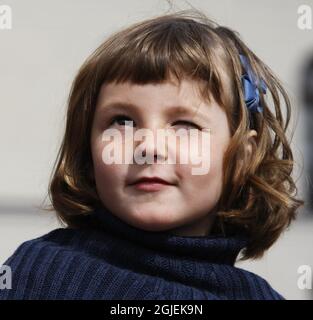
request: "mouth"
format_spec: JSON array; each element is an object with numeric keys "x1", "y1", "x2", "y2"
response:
[{"x1": 128, "y1": 177, "x2": 176, "y2": 192}]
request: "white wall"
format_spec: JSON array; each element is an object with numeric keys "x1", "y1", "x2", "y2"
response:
[{"x1": 1, "y1": 0, "x2": 313, "y2": 300}]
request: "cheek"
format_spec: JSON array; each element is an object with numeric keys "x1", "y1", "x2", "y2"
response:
[
  {"x1": 210, "y1": 139, "x2": 226, "y2": 173},
  {"x1": 91, "y1": 134, "x2": 127, "y2": 187},
  {"x1": 177, "y1": 130, "x2": 225, "y2": 175},
  {"x1": 210, "y1": 130, "x2": 230, "y2": 179},
  {"x1": 178, "y1": 133, "x2": 227, "y2": 195},
  {"x1": 173, "y1": 130, "x2": 211, "y2": 169}
]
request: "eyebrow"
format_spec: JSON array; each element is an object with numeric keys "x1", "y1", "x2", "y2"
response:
[{"x1": 98, "y1": 101, "x2": 209, "y2": 120}]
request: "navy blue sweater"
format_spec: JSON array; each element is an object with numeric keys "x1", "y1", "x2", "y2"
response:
[{"x1": 0, "y1": 206, "x2": 284, "y2": 300}]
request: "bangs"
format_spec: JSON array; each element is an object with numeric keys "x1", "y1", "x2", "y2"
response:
[{"x1": 95, "y1": 15, "x2": 233, "y2": 109}]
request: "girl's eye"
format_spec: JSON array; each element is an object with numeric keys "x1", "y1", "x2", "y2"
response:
[
  {"x1": 108, "y1": 116, "x2": 200, "y2": 130},
  {"x1": 110, "y1": 115, "x2": 135, "y2": 127},
  {"x1": 172, "y1": 120, "x2": 200, "y2": 130}
]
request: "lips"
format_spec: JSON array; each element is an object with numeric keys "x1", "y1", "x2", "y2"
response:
[
  {"x1": 129, "y1": 176, "x2": 175, "y2": 192},
  {"x1": 130, "y1": 177, "x2": 173, "y2": 185}
]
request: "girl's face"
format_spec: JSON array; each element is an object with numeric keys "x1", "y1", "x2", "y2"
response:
[{"x1": 90, "y1": 78, "x2": 231, "y2": 236}]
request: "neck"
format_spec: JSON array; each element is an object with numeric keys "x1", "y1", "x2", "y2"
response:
[
  {"x1": 169, "y1": 212, "x2": 216, "y2": 237},
  {"x1": 93, "y1": 205, "x2": 249, "y2": 268}
]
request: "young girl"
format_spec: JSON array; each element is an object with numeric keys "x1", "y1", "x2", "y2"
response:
[{"x1": 0, "y1": 9, "x2": 304, "y2": 300}]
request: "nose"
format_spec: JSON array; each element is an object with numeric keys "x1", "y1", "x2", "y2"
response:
[{"x1": 133, "y1": 127, "x2": 168, "y2": 164}]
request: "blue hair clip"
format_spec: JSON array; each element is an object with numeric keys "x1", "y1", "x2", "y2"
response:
[{"x1": 239, "y1": 54, "x2": 267, "y2": 113}]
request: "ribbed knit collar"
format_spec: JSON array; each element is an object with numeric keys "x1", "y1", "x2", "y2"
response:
[{"x1": 93, "y1": 205, "x2": 248, "y2": 267}]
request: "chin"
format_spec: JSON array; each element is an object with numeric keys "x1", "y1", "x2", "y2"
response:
[{"x1": 125, "y1": 208, "x2": 180, "y2": 232}]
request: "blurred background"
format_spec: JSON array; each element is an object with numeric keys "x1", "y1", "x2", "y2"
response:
[{"x1": 0, "y1": 0, "x2": 312, "y2": 299}]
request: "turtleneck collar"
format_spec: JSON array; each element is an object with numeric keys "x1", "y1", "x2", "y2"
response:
[{"x1": 92, "y1": 205, "x2": 248, "y2": 266}]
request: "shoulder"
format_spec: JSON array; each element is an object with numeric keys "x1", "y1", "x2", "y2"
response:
[
  {"x1": 0, "y1": 228, "x2": 107, "y2": 299},
  {"x1": 232, "y1": 265, "x2": 285, "y2": 300},
  {"x1": 2, "y1": 227, "x2": 108, "y2": 267},
  {"x1": 3, "y1": 228, "x2": 92, "y2": 263}
]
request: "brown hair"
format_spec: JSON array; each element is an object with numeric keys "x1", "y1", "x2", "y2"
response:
[{"x1": 43, "y1": 9, "x2": 304, "y2": 260}]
